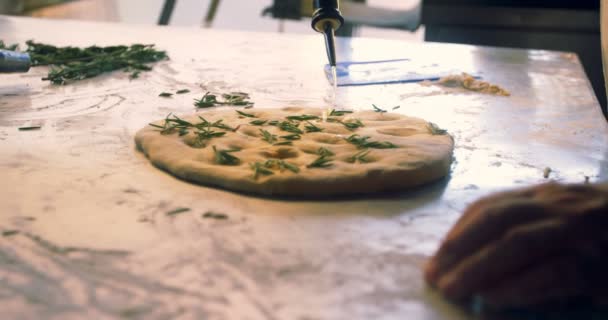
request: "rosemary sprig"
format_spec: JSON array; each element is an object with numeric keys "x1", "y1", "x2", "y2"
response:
[
  {"x1": 176, "y1": 89, "x2": 190, "y2": 94},
  {"x1": 250, "y1": 162, "x2": 274, "y2": 179},
  {"x1": 236, "y1": 110, "x2": 256, "y2": 118},
  {"x1": 304, "y1": 121, "x2": 323, "y2": 133},
  {"x1": 327, "y1": 117, "x2": 364, "y2": 130},
  {"x1": 213, "y1": 146, "x2": 241, "y2": 165},
  {"x1": 317, "y1": 147, "x2": 334, "y2": 157},
  {"x1": 286, "y1": 114, "x2": 320, "y2": 121},
  {"x1": 347, "y1": 150, "x2": 371, "y2": 163},
  {"x1": 194, "y1": 92, "x2": 218, "y2": 108},
  {"x1": 18, "y1": 126, "x2": 42, "y2": 131},
  {"x1": 268, "y1": 120, "x2": 280, "y2": 126},
  {"x1": 281, "y1": 134, "x2": 301, "y2": 140},
  {"x1": 273, "y1": 141, "x2": 293, "y2": 146},
  {"x1": 329, "y1": 109, "x2": 353, "y2": 117},
  {"x1": 159, "y1": 92, "x2": 173, "y2": 97},
  {"x1": 392, "y1": 106, "x2": 400, "y2": 110},
  {"x1": 197, "y1": 116, "x2": 234, "y2": 131},
  {"x1": 345, "y1": 134, "x2": 397, "y2": 149},
  {"x1": 250, "y1": 119, "x2": 268, "y2": 126},
  {"x1": 24, "y1": 41, "x2": 168, "y2": 84},
  {"x1": 307, "y1": 155, "x2": 333, "y2": 168},
  {"x1": 264, "y1": 159, "x2": 300, "y2": 173},
  {"x1": 278, "y1": 121, "x2": 303, "y2": 134},
  {"x1": 427, "y1": 122, "x2": 448, "y2": 135},
  {"x1": 260, "y1": 129, "x2": 277, "y2": 144},
  {"x1": 166, "y1": 208, "x2": 191, "y2": 216},
  {"x1": 372, "y1": 104, "x2": 387, "y2": 113}
]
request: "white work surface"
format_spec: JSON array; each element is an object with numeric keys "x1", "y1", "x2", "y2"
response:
[{"x1": 1, "y1": 16, "x2": 608, "y2": 320}]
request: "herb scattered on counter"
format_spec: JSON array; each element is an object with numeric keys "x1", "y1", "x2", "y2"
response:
[
  {"x1": 347, "y1": 150, "x2": 371, "y2": 163},
  {"x1": 329, "y1": 109, "x2": 352, "y2": 117},
  {"x1": 2, "y1": 230, "x2": 19, "y2": 237},
  {"x1": 166, "y1": 208, "x2": 191, "y2": 216},
  {"x1": 213, "y1": 146, "x2": 241, "y2": 165},
  {"x1": 317, "y1": 147, "x2": 334, "y2": 157},
  {"x1": 250, "y1": 119, "x2": 268, "y2": 126},
  {"x1": 304, "y1": 121, "x2": 323, "y2": 133},
  {"x1": 307, "y1": 154, "x2": 333, "y2": 169},
  {"x1": 250, "y1": 162, "x2": 274, "y2": 179},
  {"x1": 427, "y1": 122, "x2": 448, "y2": 135},
  {"x1": 260, "y1": 129, "x2": 277, "y2": 144},
  {"x1": 372, "y1": 104, "x2": 387, "y2": 113},
  {"x1": 18, "y1": 126, "x2": 42, "y2": 131},
  {"x1": 278, "y1": 121, "x2": 303, "y2": 134},
  {"x1": 194, "y1": 91, "x2": 253, "y2": 108},
  {"x1": 23, "y1": 41, "x2": 168, "y2": 84},
  {"x1": 159, "y1": 92, "x2": 173, "y2": 97},
  {"x1": 286, "y1": 114, "x2": 319, "y2": 121},
  {"x1": 346, "y1": 134, "x2": 397, "y2": 149},
  {"x1": 392, "y1": 106, "x2": 401, "y2": 110},
  {"x1": 236, "y1": 110, "x2": 256, "y2": 118},
  {"x1": 0, "y1": 40, "x2": 18, "y2": 51},
  {"x1": 202, "y1": 211, "x2": 229, "y2": 220},
  {"x1": 281, "y1": 134, "x2": 301, "y2": 141},
  {"x1": 176, "y1": 89, "x2": 190, "y2": 94}
]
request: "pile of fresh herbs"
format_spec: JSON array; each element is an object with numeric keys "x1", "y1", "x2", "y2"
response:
[{"x1": 1, "y1": 40, "x2": 168, "y2": 84}]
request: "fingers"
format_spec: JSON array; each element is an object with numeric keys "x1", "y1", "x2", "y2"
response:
[
  {"x1": 435, "y1": 218, "x2": 570, "y2": 301},
  {"x1": 480, "y1": 255, "x2": 584, "y2": 309},
  {"x1": 426, "y1": 199, "x2": 555, "y2": 285}
]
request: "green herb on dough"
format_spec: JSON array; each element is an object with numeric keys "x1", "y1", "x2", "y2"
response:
[
  {"x1": 268, "y1": 120, "x2": 280, "y2": 126},
  {"x1": 176, "y1": 89, "x2": 190, "y2": 94},
  {"x1": 264, "y1": 159, "x2": 299, "y2": 173},
  {"x1": 347, "y1": 150, "x2": 371, "y2": 163},
  {"x1": 213, "y1": 146, "x2": 241, "y2": 165},
  {"x1": 236, "y1": 110, "x2": 256, "y2": 118},
  {"x1": 372, "y1": 104, "x2": 387, "y2": 113},
  {"x1": 18, "y1": 126, "x2": 42, "y2": 131},
  {"x1": 260, "y1": 129, "x2": 277, "y2": 144},
  {"x1": 250, "y1": 162, "x2": 274, "y2": 180},
  {"x1": 346, "y1": 134, "x2": 397, "y2": 149},
  {"x1": 278, "y1": 121, "x2": 303, "y2": 134},
  {"x1": 304, "y1": 121, "x2": 323, "y2": 133},
  {"x1": 2, "y1": 230, "x2": 19, "y2": 237},
  {"x1": 317, "y1": 147, "x2": 334, "y2": 157},
  {"x1": 202, "y1": 212, "x2": 229, "y2": 220},
  {"x1": 281, "y1": 134, "x2": 301, "y2": 141},
  {"x1": 159, "y1": 92, "x2": 173, "y2": 97},
  {"x1": 250, "y1": 119, "x2": 268, "y2": 126},
  {"x1": 329, "y1": 109, "x2": 353, "y2": 117},
  {"x1": 23, "y1": 41, "x2": 168, "y2": 84},
  {"x1": 273, "y1": 141, "x2": 293, "y2": 146},
  {"x1": 166, "y1": 208, "x2": 191, "y2": 216},
  {"x1": 286, "y1": 114, "x2": 320, "y2": 121},
  {"x1": 307, "y1": 154, "x2": 333, "y2": 169}
]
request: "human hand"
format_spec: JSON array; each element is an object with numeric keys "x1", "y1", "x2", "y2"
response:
[{"x1": 425, "y1": 182, "x2": 608, "y2": 309}]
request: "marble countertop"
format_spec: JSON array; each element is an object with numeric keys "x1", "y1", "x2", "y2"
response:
[{"x1": 1, "y1": 15, "x2": 607, "y2": 320}]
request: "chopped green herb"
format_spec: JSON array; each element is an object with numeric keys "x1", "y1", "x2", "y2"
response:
[
  {"x1": 2, "y1": 230, "x2": 19, "y2": 237},
  {"x1": 194, "y1": 92, "x2": 218, "y2": 108},
  {"x1": 278, "y1": 121, "x2": 303, "y2": 134},
  {"x1": 176, "y1": 89, "x2": 190, "y2": 94},
  {"x1": 159, "y1": 92, "x2": 173, "y2": 97},
  {"x1": 250, "y1": 162, "x2": 274, "y2": 179},
  {"x1": 18, "y1": 126, "x2": 42, "y2": 131},
  {"x1": 194, "y1": 91, "x2": 254, "y2": 108},
  {"x1": 427, "y1": 122, "x2": 448, "y2": 135},
  {"x1": 250, "y1": 119, "x2": 268, "y2": 126},
  {"x1": 341, "y1": 119, "x2": 364, "y2": 130},
  {"x1": 281, "y1": 134, "x2": 301, "y2": 140},
  {"x1": 317, "y1": 147, "x2": 335, "y2": 157},
  {"x1": 268, "y1": 120, "x2": 280, "y2": 126},
  {"x1": 392, "y1": 106, "x2": 400, "y2": 110},
  {"x1": 347, "y1": 150, "x2": 371, "y2": 163},
  {"x1": 329, "y1": 109, "x2": 353, "y2": 117},
  {"x1": 25, "y1": 41, "x2": 168, "y2": 85},
  {"x1": 307, "y1": 155, "x2": 333, "y2": 168},
  {"x1": 236, "y1": 110, "x2": 256, "y2": 118},
  {"x1": 129, "y1": 70, "x2": 141, "y2": 79},
  {"x1": 166, "y1": 208, "x2": 191, "y2": 216},
  {"x1": 372, "y1": 104, "x2": 387, "y2": 113},
  {"x1": 286, "y1": 114, "x2": 320, "y2": 121},
  {"x1": 346, "y1": 134, "x2": 397, "y2": 149},
  {"x1": 202, "y1": 211, "x2": 228, "y2": 220},
  {"x1": 150, "y1": 114, "x2": 228, "y2": 146},
  {"x1": 213, "y1": 146, "x2": 241, "y2": 165},
  {"x1": 273, "y1": 141, "x2": 293, "y2": 146},
  {"x1": 264, "y1": 159, "x2": 300, "y2": 173},
  {"x1": 305, "y1": 121, "x2": 323, "y2": 133},
  {"x1": 260, "y1": 129, "x2": 277, "y2": 144}
]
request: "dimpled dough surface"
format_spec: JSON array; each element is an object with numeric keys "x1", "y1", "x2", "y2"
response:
[{"x1": 135, "y1": 107, "x2": 454, "y2": 196}]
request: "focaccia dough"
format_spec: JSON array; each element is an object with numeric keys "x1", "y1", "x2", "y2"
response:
[{"x1": 135, "y1": 107, "x2": 454, "y2": 196}]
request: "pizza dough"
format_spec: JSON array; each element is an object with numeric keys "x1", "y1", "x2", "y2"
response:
[
  {"x1": 135, "y1": 107, "x2": 454, "y2": 196},
  {"x1": 427, "y1": 73, "x2": 510, "y2": 96}
]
